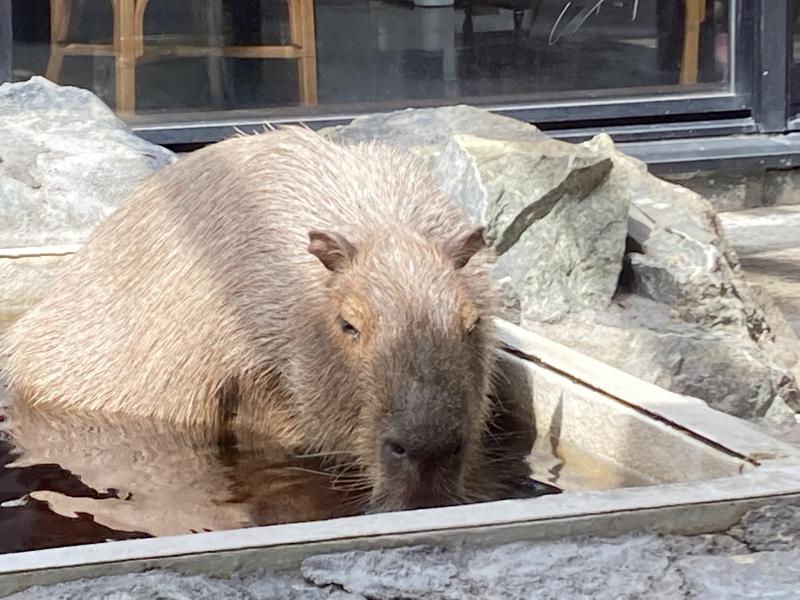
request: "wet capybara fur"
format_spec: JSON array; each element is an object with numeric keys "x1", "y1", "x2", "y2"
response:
[{"x1": 1, "y1": 127, "x2": 526, "y2": 510}]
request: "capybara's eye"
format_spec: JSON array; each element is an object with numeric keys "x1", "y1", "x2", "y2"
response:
[
  {"x1": 386, "y1": 441, "x2": 406, "y2": 458},
  {"x1": 337, "y1": 315, "x2": 360, "y2": 340}
]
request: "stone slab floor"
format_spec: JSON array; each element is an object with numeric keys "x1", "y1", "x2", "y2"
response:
[{"x1": 719, "y1": 204, "x2": 800, "y2": 336}]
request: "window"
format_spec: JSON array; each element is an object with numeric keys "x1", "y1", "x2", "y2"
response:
[{"x1": 8, "y1": 0, "x2": 735, "y2": 138}]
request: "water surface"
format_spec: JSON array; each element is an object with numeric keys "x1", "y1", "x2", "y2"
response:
[{"x1": 0, "y1": 312, "x2": 576, "y2": 555}]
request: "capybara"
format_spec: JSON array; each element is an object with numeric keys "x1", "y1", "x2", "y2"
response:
[{"x1": 1, "y1": 127, "x2": 503, "y2": 511}]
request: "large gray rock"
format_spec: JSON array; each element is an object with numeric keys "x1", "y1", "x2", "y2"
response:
[
  {"x1": 323, "y1": 106, "x2": 627, "y2": 323},
  {"x1": 0, "y1": 76, "x2": 175, "y2": 249},
  {"x1": 0, "y1": 77, "x2": 175, "y2": 314},
  {"x1": 323, "y1": 106, "x2": 800, "y2": 425},
  {"x1": 0, "y1": 254, "x2": 71, "y2": 323}
]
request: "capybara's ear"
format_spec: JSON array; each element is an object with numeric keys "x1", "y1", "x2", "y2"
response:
[
  {"x1": 308, "y1": 230, "x2": 357, "y2": 272},
  {"x1": 445, "y1": 226, "x2": 486, "y2": 270}
]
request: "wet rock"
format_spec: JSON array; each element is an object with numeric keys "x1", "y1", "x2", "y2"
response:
[{"x1": 324, "y1": 106, "x2": 799, "y2": 424}]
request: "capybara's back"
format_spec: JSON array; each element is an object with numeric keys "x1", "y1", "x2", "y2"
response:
[{"x1": 1, "y1": 128, "x2": 500, "y2": 507}]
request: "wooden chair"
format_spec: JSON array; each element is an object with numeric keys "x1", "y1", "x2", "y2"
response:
[{"x1": 45, "y1": 0, "x2": 317, "y2": 114}]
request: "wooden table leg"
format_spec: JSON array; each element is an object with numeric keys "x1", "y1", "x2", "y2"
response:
[
  {"x1": 45, "y1": 0, "x2": 72, "y2": 83},
  {"x1": 113, "y1": 0, "x2": 137, "y2": 113},
  {"x1": 134, "y1": 0, "x2": 149, "y2": 57},
  {"x1": 288, "y1": 0, "x2": 317, "y2": 106},
  {"x1": 679, "y1": 0, "x2": 706, "y2": 85}
]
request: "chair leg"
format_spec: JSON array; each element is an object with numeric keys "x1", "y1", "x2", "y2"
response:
[
  {"x1": 113, "y1": 0, "x2": 137, "y2": 113},
  {"x1": 45, "y1": 0, "x2": 72, "y2": 83},
  {"x1": 196, "y1": 0, "x2": 226, "y2": 108},
  {"x1": 679, "y1": 0, "x2": 706, "y2": 85},
  {"x1": 288, "y1": 0, "x2": 317, "y2": 106},
  {"x1": 134, "y1": 0, "x2": 149, "y2": 57}
]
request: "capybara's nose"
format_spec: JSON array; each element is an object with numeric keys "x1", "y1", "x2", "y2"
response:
[{"x1": 382, "y1": 435, "x2": 463, "y2": 476}]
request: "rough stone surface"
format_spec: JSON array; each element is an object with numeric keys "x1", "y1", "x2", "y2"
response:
[
  {"x1": 324, "y1": 105, "x2": 799, "y2": 425},
  {"x1": 660, "y1": 168, "x2": 800, "y2": 213},
  {"x1": 677, "y1": 551, "x2": 800, "y2": 600},
  {"x1": 732, "y1": 503, "x2": 800, "y2": 551},
  {"x1": 322, "y1": 106, "x2": 628, "y2": 324},
  {"x1": 5, "y1": 570, "x2": 357, "y2": 600},
  {"x1": 767, "y1": 170, "x2": 800, "y2": 206},
  {"x1": 8, "y1": 502, "x2": 800, "y2": 599},
  {"x1": 302, "y1": 537, "x2": 678, "y2": 600},
  {"x1": 661, "y1": 169, "x2": 764, "y2": 213},
  {"x1": 530, "y1": 296, "x2": 791, "y2": 422},
  {"x1": 718, "y1": 205, "x2": 800, "y2": 337},
  {"x1": 0, "y1": 76, "x2": 175, "y2": 249}
]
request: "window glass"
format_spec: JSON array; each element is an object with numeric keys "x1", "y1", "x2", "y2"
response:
[
  {"x1": 9, "y1": 0, "x2": 733, "y2": 124},
  {"x1": 793, "y1": 0, "x2": 800, "y2": 118}
]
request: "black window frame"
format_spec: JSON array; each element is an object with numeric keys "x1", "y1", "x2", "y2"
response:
[{"x1": 789, "y1": 0, "x2": 800, "y2": 128}]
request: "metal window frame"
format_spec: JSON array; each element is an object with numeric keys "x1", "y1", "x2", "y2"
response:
[
  {"x1": 0, "y1": 0, "x2": 11, "y2": 85},
  {"x1": 790, "y1": 0, "x2": 800, "y2": 128},
  {"x1": 751, "y1": 0, "x2": 791, "y2": 132}
]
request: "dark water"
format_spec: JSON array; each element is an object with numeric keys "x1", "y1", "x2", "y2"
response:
[
  {"x1": 0, "y1": 437, "x2": 150, "y2": 553},
  {"x1": 0, "y1": 395, "x2": 378, "y2": 555},
  {"x1": 0, "y1": 393, "x2": 559, "y2": 555}
]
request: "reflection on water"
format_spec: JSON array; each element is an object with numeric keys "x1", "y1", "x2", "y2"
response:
[
  {"x1": 0, "y1": 394, "x2": 370, "y2": 554},
  {"x1": 0, "y1": 310, "x2": 366, "y2": 553},
  {"x1": 529, "y1": 441, "x2": 650, "y2": 491}
]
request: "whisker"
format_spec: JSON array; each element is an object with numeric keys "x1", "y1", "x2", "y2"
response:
[{"x1": 294, "y1": 450, "x2": 353, "y2": 459}]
